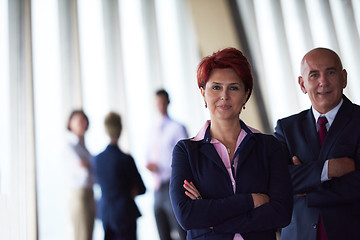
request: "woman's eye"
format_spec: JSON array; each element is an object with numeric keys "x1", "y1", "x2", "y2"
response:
[
  {"x1": 230, "y1": 86, "x2": 239, "y2": 91},
  {"x1": 212, "y1": 85, "x2": 221, "y2": 90}
]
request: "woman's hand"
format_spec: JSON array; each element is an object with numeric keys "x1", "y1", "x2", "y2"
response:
[
  {"x1": 251, "y1": 193, "x2": 270, "y2": 208},
  {"x1": 183, "y1": 180, "x2": 202, "y2": 200},
  {"x1": 183, "y1": 180, "x2": 214, "y2": 229}
]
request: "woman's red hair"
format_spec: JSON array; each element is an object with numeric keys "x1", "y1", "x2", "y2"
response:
[{"x1": 197, "y1": 47, "x2": 254, "y2": 102}]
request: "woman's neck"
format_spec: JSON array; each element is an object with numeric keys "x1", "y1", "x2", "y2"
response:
[
  {"x1": 210, "y1": 119, "x2": 241, "y2": 162},
  {"x1": 210, "y1": 119, "x2": 241, "y2": 145}
]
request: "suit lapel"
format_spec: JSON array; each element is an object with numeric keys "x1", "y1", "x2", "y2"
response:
[
  {"x1": 319, "y1": 96, "x2": 353, "y2": 158},
  {"x1": 196, "y1": 120, "x2": 259, "y2": 176},
  {"x1": 199, "y1": 143, "x2": 229, "y2": 175},
  {"x1": 235, "y1": 121, "x2": 256, "y2": 171},
  {"x1": 303, "y1": 109, "x2": 321, "y2": 158},
  {"x1": 235, "y1": 136, "x2": 255, "y2": 173},
  {"x1": 198, "y1": 135, "x2": 256, "y2": 177},
  {"x1": 197, "y1": 123, "x2": 230, "y2": 175}
]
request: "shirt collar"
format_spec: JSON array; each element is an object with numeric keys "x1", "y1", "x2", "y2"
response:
[
  {"x1": 192, "y1": 120, "x2": 259, "y2": 142},
  {"x1": 157, "y1": 114, "x2": 171, "y2": 127},
  {"x1": 67, "y1": 131, "x2": 80, "y2": 145},
  {"x1": 192, "y1": 120, "x2": 211, "y2": 142},
  {"x1": 312, "y1": 98, "x2": 343, "y2": 127}
]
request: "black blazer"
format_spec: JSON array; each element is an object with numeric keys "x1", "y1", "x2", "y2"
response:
[
  {"x1": 170, "y1": 121, "x2": 293, "y2": 240},
  {"x1": 94, "y1": 145, "x2": 146, "y2": 235},
  {"x1": 274, "y1": 95, "x2": 360, "y2": 240}
]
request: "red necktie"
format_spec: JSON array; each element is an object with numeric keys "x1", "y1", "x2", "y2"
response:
[
  {"x1": 318, "y1": 116, "x2": 328, "y2": 146},
  {"x1": 316, "y1": 116, "x2": 328, "y2": 240}
]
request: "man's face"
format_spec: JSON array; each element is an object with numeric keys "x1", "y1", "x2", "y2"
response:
[
  {"x1": 156, "y1": 95, "x2": 169, "y2": 116},
  {"x1": 298, "y1": 49, "x2": 347, "y2": 114}
]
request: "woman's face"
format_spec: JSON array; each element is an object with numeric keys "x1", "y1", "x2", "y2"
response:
[
  {"x1": 201, "y1": 68, "x2": 249, "y2": 122},
  {"x1": 69, "y1": 113, "x2": 88, "y2": 137}
]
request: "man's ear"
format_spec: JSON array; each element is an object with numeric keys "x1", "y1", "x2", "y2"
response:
[
  {"x1": 298, "y1": 76, "x2": 307, "y2": 94},
  {"x1": 342, "y1": 69, "x2": 348, "y2": 89}
]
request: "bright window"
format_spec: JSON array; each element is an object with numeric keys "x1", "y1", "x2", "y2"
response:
[{"x1": 0, "y1": 1, "x2": 11, "y2": 238}]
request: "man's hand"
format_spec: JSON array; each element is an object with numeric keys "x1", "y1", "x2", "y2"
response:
[
  {"x1": 292, "y1": 156, "x2": 306, "y2": 196},
  {"x1": 328, "y1": 157, "x2": 355, "y2": 178},
  {"x1": 292, "y1": 156, "x2": 302, "y2": 165},
  {"x1": 131, "y1": 187, "x2": 140, "y2": 199},
  {"x1": 251, "y1": 193, "x2": 270, "y2": 208},
  {"x1": 80, "y1": 158, "x2": 90, "y2": 169}
]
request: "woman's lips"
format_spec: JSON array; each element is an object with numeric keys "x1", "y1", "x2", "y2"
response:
[{"x1": 218, "y1": 104, "x2": 231, "y2": 110}]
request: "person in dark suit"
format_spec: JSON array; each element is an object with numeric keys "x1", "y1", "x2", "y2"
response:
[
  {"x1": 170, "y1": 47, "x2": 293, "y2": 240},
  {"x1": 274, "y1": 47, "x2": 360, "y2": 240},
  {"x1": 94, "y1": 112, "x2": 146, "y2": 240}
]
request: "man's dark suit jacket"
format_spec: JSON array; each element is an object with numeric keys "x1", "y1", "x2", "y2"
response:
[
  {"x1": 94, "y1": 144, "x2": 146, "y2": 238},
  {"x1": 274, "y1": 95, "x2": 360, "y2": 240},
  {"x1": 170, "y1": 121, "x2": 293, "y2": 240}
]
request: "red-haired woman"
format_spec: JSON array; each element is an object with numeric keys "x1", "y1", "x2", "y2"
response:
[{"x1": 170, "y1": 48, "x2": 293, "y2": 240}]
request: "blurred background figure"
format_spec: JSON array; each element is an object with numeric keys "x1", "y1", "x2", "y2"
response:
[
  {"x1": 146, "y1": 89, "x2": 188, "y2": 240},
  {"x1": 94, "y1": 112, "x2": 146, "y2": 240},
  {"x1": 64, "y1": 110, "x2": 96, "y2": 240}
]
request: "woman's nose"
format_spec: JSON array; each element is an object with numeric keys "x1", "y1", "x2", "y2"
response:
[{"x1": 221, "y1": 90, "x2": 229, "y2": 100}]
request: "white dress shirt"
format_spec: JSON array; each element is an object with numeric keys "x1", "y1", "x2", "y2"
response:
[
  {"x1": 64, "y1": 132, "x2": 94, "y2": 189},
  {"x1": 147, "y1": 115, "x2": 188, "y2": 188},
  {"x1": 312, "y1": 98, "x2": 343, "y2": 181}
]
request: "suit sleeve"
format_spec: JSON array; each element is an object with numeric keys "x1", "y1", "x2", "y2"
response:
[
  {"x1": 307, "y1": 142, "x2": 360, "y2": 207},
  {"x1": 275, "y1": 115, "x2": 360, "y2": 207},
  {"x1": 274, "y1": 119, "x2": 324, "y2": 194},
  {"x1": 128, "y1": 157, "x2": 146, "y2": 196},
  {"x1": 170, "y1": 141, "x2": 254, "y2": 230},
  {"x1": 212, "y1": 139, "x2": 293, "y2": 234}
]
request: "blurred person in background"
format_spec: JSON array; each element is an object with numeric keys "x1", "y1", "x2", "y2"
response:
[
  {"x1": 64, "y1": 109, "x2": 95, "y2": 240},
  {"x1": 170, "y1": 48, "x2": 293, "y2": 240},
  {"x1": 94, "y1": 111, "x2": 146, "y2": 240},
  {"x1": 146, "y1": 89, "x2": 188, "y2": 240}
]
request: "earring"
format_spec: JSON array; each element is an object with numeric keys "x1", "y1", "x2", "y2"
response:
[
  {"x1": 205, "y1": 102, "x2": 207, "y2": 108},
  {"x1": 243, "y1": 105, "x2": 246, "y2": 110}
]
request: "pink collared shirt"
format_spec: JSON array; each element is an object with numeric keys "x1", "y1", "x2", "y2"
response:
[{"x1": 192, "y1": 120, "x2": 261, "y2": 240}]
